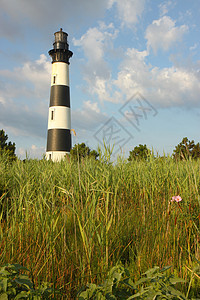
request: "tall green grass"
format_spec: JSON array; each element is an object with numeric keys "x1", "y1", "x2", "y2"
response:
[{"x1": 0, "y1": 152, "x2": 199, "y2": 298}]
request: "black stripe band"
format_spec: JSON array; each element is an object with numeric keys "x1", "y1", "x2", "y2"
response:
[
  {"x1": 50, "y1": 85, "x2": 70, "y2": 107},
  {"x1": 46, "y1": 129, "x2": 71, "y2": 151}
]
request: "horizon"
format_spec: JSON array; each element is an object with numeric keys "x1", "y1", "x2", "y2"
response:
[{"x1": 0, "y1": 0, "x2": 199, "y2": 159}]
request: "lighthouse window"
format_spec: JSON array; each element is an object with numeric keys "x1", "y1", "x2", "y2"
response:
[
  {"x1": 51, "y1": 110, "x2": 54, "y2": 120},
  {"x1": 53, "y1": 75, "x2": 56, "y2": 84}
]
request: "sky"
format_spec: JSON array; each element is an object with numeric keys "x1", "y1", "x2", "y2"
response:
[{"x1": 0, "y1": 0, "x2": 200, "y2": 159}]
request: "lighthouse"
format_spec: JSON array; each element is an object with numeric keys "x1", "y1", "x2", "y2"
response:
[{"x1": 46, "y1": 28, "x2": 73, "y2": 161}]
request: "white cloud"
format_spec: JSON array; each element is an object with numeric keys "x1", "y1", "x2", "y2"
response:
[
  {"x1": 0, "y1": 96, "x2": 5, "y2": 105},
  {"x1": 24, "y1": 54, "x2": 51, "y2": 85},
  {"x1": 0, "y1": 54, "x2": 51, "y2": 100},
  {"x1": 0, "y1": 54, "x2": 50, "y2": 139},
  {"x1": 189, "y1": 43, "x2": 198, "y2": 51},
  {"x1": 150, "y1": 66, "x2": 200, "y2": 106},
  {"x1": 113, "y1": 48, "x2": 149, "y2": 98},
  {"x1": 72, "y1": 100, "x2": 107, "y2": 131},
  {"x1": 112, "y1": 47, "x2": 200, "y2": 108},
  {"x1": 108, "y1": 0, "x2": 145, "y2": 27},
  {"x1": 145, "y1": 16, "x2": 188, "y2": 53},
  {"x1": 73, "y1": 22, "x2": 199, "y2": 110},
  {"x1": 74, "y1": 27, "x2": 107, "y2": 63},
  {"x1": 73, "y1": 23, "x2": 118, "y2": 64},
  {"x1": 84, "y1": 100, "x2": 100, "y2": 113},
  {"x1": 73, "y1": 23, "x2": 118, "y2": 102},
  {"x1": 16, "y1": 54, "x2": 50, "y2": 97},
  {"x1": 159, "y1": 1, "x2": 175, "y2": 17}
]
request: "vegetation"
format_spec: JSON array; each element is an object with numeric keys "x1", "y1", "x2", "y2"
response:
[
  {"x1": 0, "y1": 130, "x2": 16, "y2": 161},
  {"x1": 173, "y1": 137, "x2": 200, "y2": 160},
  {"x1": 128, "y1": 144, "x2": 151, "y2": 161},
  {"x1": 70, "y1": 143, "x2": 99, "y2": 160},
  {"x1": 0, "y1": 137, "x2": 200, "y2": 298},
  {"x1": 0, "y1": 263, "x2": 53, "y2": 299},
  {"x1": 128, "y1": 138, "x2": 200, "y2": 162},
  {"x1": 0, "y1": 264, "x2": 191, "y2": 299},
  {"x1": 77, "y1": 265, "x2": 188, "y2": 299}
]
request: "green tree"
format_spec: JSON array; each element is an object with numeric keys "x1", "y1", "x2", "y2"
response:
[
  {"x1": 173, "y1": 137, "x2": 200, "y2": 160},
  {"x1": 192, "y1": 142, "x2": 200, "y2": 159},
  {"x1": 0, "y1": 129, "x2": 16, "y2": 160},
  {"x1": 70, "y1": 143, "x2": 99, "y2": 160},
  {"x1": 128, "y1": 144, "x2": 151, "y2": 161}
]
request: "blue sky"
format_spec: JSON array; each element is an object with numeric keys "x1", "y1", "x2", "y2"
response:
[{"x1": 0, "y1": 0, "x2": 200, "y2": 159}]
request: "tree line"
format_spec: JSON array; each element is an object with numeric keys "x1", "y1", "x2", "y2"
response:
[
  {"x1": 69, "y1": 137, "x2": 200, "y2": 161},
  {"x1": 0, "y1": 129, "x2": 16, "y2": 161},
  {"x1": 0, "y1": 129, "x2": 200, "y2": 161},
  {"x1": 128, "y1": 137, "x2": 200, "y2": 161}
]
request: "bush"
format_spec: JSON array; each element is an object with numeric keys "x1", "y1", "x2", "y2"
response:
[
  {"x1": 0, "y1": 264, "x2": 54, "y2": 299},
  {"x1": 77, "y1": 265, "x2": 187, "y2": 299}
]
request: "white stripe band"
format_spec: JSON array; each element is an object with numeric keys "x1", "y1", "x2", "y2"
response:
[
  {"x1": 48, "y1": 106, "x2": 71, "y2": 129},
  {"x1": 51, "y1": 62, "x2": 69, "y2": 86}
]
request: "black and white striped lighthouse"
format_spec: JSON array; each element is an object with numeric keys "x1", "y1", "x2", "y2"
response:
[{"x1": 46, "y1": 28, "x2": 73, "y2": 161}]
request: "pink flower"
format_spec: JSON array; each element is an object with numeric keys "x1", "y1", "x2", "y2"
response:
[{"x1": 171, "y1": 195, "x2": 182, "y2": 202}]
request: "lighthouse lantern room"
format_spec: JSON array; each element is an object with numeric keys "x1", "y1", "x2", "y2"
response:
[{"x1": 46, "y1": 28, "x2": 73, "y2": 162}]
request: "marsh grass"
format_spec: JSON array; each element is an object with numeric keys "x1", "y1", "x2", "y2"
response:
[{"x1": 0, "y1": 153, "x2": 199, "y2": 298}]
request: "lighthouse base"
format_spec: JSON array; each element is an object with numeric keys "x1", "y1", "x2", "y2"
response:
[{"x1": 46, "y1": 151, "x2": 70, "y2": 162}]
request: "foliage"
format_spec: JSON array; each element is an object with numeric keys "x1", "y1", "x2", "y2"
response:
[
  {"x1": 77, "y1": 265, "x2": 187, "y2": 299},
  {"x1": 77, "y1": 265, "x2": 135, "y2": 299},
  {"x1": 0, "y1": 263, "x2": 53, "y2": 299},
  {"x1": 0, "y1": 130, "x2": 16, "y2": 161},
  {"x1": 97, "y1": 141, "x2": 114, "y2": 164},
  {"x1": 128, "y1": 144, "x2": 151, "y2": 161},
  {"x1": 173, "y1": 137, "x2": 200, "y2": 160},
  {"x1": 70, "y1": 143, "x2": 99, "y2": 160},
  {"x1": 0, "y1": 157, "x2": 200, "y2": 298}
]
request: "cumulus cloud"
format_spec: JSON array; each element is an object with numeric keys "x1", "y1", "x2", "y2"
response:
[
  {"x1": 145, "y1": 16, "x2": 188, "y2": 53},
  {"x1": 113, "y1": 48, "x2": 149, "y2": 98},
  {"x1": 72, "y1": 100, "x2": 107, "y2": 131},
  {"x1": 73, "y1": 20, "x2": 199, "y2": 109},
  {"x1": 21, "y1": 54, "x2": 51, "y2": 91},
  {"x1": 0, "y1": 54, "x2": 51, "y2": 102},
  {"x1": 150, "y1": 66, "x2": 200, "y2": 107},
  {"x1": 84, "y1": 100, "x2": 100, "y2": 113},
  {"x1": 73, "y1": 23, "x2": 118, "y2": 102},
  {"x1": 112, "y1": 47, "x2": 200, "y2": 108},
  {"x1": 108, "y1": 0, "x2": 145, "y2": 27},
  {"x1": 0, "y1": 54, "x2": 50, "y2": 138}
]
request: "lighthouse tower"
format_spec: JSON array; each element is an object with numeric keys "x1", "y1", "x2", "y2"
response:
[{"x1": 46, "y1": 28, "x2": 73, "y2": 162}]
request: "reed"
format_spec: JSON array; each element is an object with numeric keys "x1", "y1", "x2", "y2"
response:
[{"x1": 0, "y1": 153, "x2": 199, "y2": 298}]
